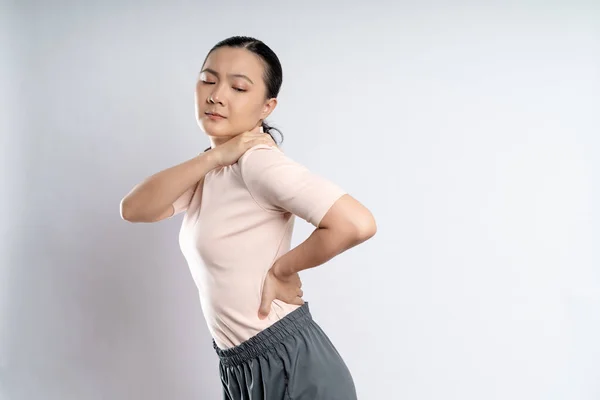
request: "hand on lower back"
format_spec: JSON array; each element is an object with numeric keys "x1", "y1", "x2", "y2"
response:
[{"x1": 258, "y1": 265, "x2": 304, "y2": 319}]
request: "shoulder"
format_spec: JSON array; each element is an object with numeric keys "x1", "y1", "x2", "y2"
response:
[
  {"x1": 239, "y1": 144, "x2": 314, "y2": 193},
  {"x1": 238, "y1": 144, "x2": 300, "y2": 176},
  {"x1": 239, "y1": 144, "x2": 285, "y2": 164}
]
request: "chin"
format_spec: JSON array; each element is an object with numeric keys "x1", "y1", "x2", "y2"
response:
[
  {"x1": 198, "y1": 113, "x2": 252, "y2": 136},
  {"x1": 198, "y1": 122, "x2": 237, "y2": 139},
  {"x1": 198, "y1": 119, "x2": 222, "y2": 133}
]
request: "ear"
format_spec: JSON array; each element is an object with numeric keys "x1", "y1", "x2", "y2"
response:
[{"x1": 261, "y1": 98, "x2": 278, "y2": 120}]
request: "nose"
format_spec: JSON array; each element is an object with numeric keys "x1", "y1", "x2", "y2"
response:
[{"x1": 208, "y1": 84, "x2": 225, "y2": 105}]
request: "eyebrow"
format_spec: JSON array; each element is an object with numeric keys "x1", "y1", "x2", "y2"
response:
[{"x1": 200, "y1": 68, "x2": 254, "y2": 84}]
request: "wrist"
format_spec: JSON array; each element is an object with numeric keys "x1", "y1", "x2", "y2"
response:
[{"x1": 199, "y1": 149, "x2": 220, "y2": 170}]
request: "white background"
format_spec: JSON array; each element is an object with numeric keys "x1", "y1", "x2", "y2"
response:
[{"x1": 1, "y1": 1, "x2": 598, "y2": 399}]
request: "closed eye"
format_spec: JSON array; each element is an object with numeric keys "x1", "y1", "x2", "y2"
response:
[{"x1": 201, "y1": 81, "x2": 246, "y2": 92}]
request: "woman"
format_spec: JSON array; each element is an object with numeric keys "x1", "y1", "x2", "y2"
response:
[{"x1": 120, "y1": 36, "x2": 376, "y2": 400}]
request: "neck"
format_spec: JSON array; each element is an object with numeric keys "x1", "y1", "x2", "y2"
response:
[{"x1": 209, "y1": 135, "x2": 235, "y2": 149}]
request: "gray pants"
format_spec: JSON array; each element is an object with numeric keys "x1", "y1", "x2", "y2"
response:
[{"x1": 213, "y1": 302, "x2": 358, "y2": 400}]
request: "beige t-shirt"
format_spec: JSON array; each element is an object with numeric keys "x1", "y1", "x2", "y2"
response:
[{"x1": 172, "y1": 144, "x2": 346, "y2": 349}]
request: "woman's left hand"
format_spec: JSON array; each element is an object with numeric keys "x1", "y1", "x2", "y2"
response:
[{"x1": 258, "y1": 264, "x2": 304, "y2": 319}]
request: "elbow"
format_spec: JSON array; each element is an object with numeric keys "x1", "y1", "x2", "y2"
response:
[
  {"x1": 339, "y1": 211, "x2": 376, "y2": 245},
  {"x1": 120, "y1": 197, "x2": 140, "y2": 223},
  {"x1": 354, "y1": 212, "x2": 377, "y2": 242},
  {"x1": 320, "y1": 197, "x2": 377, "y2": 244},
  {"x1": 120, "y1": 196, "x2": 171, "y2": 223}
]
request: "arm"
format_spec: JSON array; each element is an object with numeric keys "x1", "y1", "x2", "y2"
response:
[
  {"x1": 121, "y1": 127, "x2": 276, "y2": 223},
  {"x1": 272, "y1": 194, "x2": 377, "y2": 277},
  {"x1": 239, "y1": 144, "x2": 376, "y2": 274},
  {"x1": 240, "y1": 145, "x2": 376, "y2": 318},
  {"x1": 120, "y1": 151, "x2": 217, "y2": 223}
]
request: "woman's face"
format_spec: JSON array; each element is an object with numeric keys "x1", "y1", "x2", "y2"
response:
[{"x1": 195, "y1": 46, "x2": 277, "y2": 145}]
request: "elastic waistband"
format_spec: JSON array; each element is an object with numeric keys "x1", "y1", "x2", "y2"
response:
[{"x1": 213, "y1": 302, "x2": 312, "y2": 367}]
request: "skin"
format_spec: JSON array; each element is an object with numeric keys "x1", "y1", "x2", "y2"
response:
[
  {"x1": 196, "y1": 46, "x2": 377, "y2": 320},
  {"x1": 196, "y1": 46, "x2": 277, "y2": 148}
]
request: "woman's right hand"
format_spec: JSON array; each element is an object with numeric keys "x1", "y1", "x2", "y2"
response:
[{"x1": 208, "y1": 126, "x2": 277, "y2": 168}]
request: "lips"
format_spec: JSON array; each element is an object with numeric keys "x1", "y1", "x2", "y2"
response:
[{"x1": 205, "y1": 111, "x2": 226, "y2": 118}]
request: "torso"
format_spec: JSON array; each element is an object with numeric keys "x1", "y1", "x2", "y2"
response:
[{"x1": 178, "y1": 161, "x2": 300, "y2": 349}]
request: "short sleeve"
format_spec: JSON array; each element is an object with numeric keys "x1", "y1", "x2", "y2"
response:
[
  {"x1": 171, "y1": 183, "x2": 197, "y2": 216},
  {"x1": 239, "y1": 144, "x2": 346, "y2": 227}
]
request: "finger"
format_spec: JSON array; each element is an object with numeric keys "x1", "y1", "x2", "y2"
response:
[
  {"x1": 249, "y1": 138, "x2": 275, "y2": 148},
  {"x1": 291, "y1": 296, "x2": 304, "y2": 306},
  {"x1": 247, "y1": 134, "x2": 272, "y2": 141},
  {"x1": 258, "y1": 286, "x2": 274, "y2": 320},
  {"x1": 293, "y1": 274, "x2": 302, "y2": 285},
  {"x1": 242, "y1": 126, "x2": 261, "y2": 138},
  {"x1": 243, "y1": 137, "x2": 266, "y2": 150},
  {"x1": 258, "y1": 298, "x2": 272, "y2": 320},
  {"x1": 244, "y1": 131, "x2": 271, "y2": 142}
]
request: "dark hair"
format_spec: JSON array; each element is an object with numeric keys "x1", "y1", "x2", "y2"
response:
[{"x1": 202, "y1": 36, "x2": 283, "y2": 152}]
